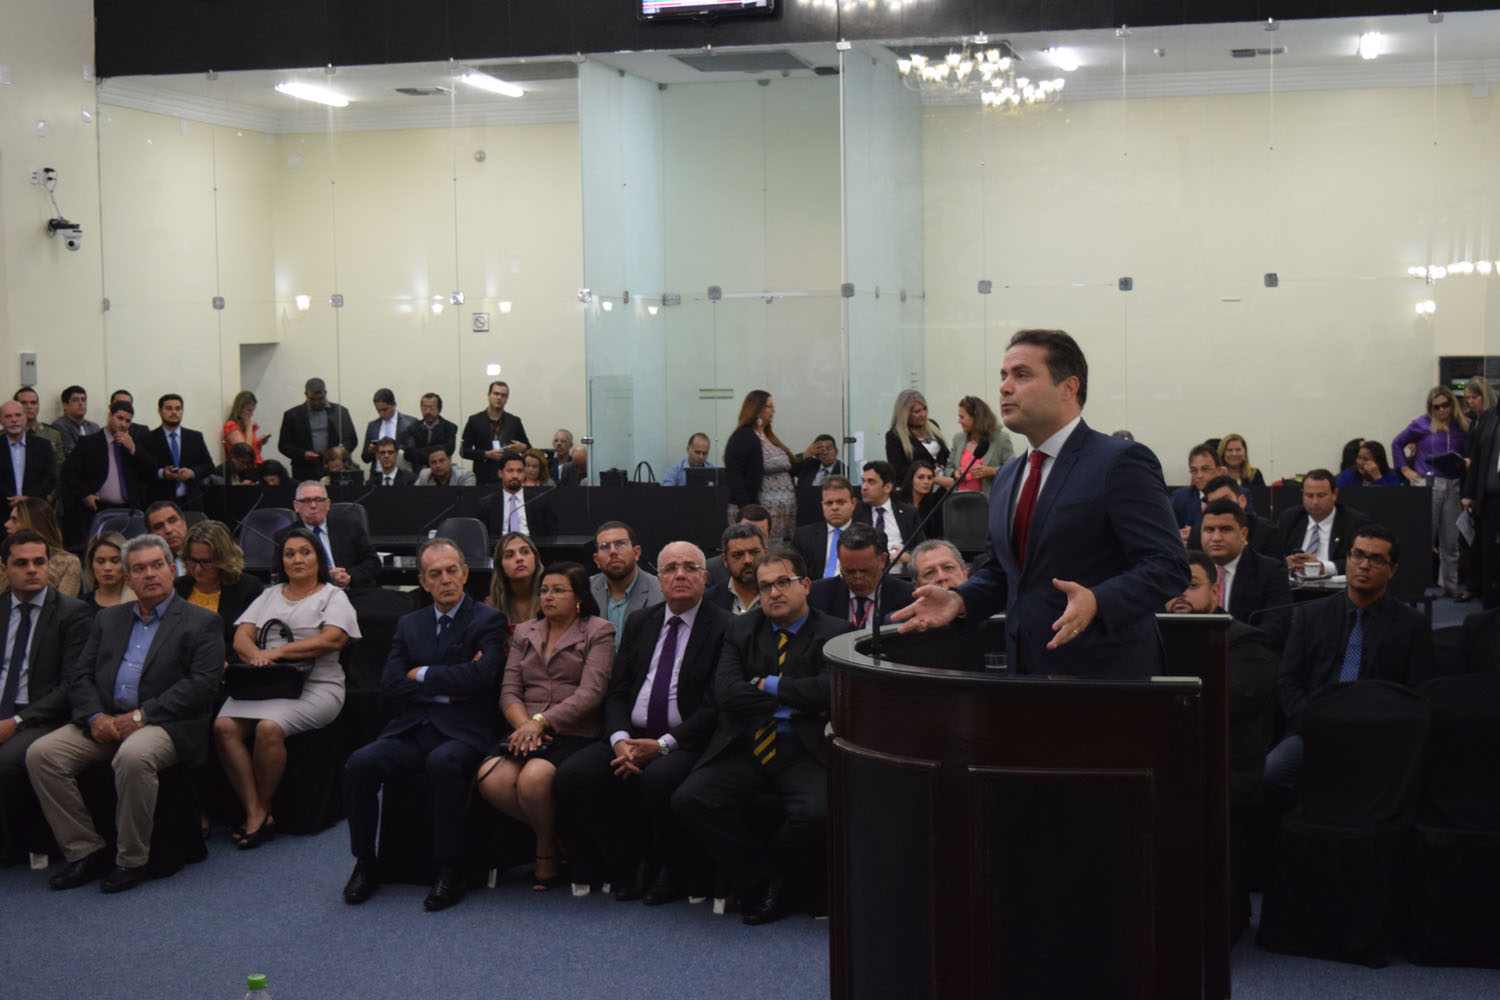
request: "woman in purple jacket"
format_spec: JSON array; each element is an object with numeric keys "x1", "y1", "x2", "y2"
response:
[{"x1": 1392, "y1": 386, "x2": 1469, "y2": 597}]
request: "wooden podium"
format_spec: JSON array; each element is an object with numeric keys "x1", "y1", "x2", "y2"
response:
[{"x1": 826, "y1": 614, "x2": 1231, "y2": 1000}]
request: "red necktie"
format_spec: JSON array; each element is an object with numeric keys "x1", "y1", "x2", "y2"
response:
[{"x1": 1011, "y1": 450, "x2": 1047, "y2": 567}]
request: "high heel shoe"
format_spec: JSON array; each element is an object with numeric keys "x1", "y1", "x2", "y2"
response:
[
  {"x1": 238, "y1": 817, "x2": 276, "y2": 850},
  {"x1": 531, "y1": 854, "x2": 563, "y2": 891}
]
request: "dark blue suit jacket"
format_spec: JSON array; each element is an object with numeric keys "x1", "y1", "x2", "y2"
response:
[
  {"x1": 1170, "y1": 485, "x2": 1203, "y2": 530},
  {"x1": 957, "y1": 419, "x2": 1189, "y2": 679},
  {"x1": 379, "y1": 595, "x2": 507, "y2": 755}
]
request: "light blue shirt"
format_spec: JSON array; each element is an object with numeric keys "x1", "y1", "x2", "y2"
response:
[
  {"x1": 113, "y1": 592, "x2": 173, "y2": 711},
  {"x1": 761, "y1": 610, "x2": 809, "y2": 735},
  {"x1": 605, "y1": 573, "x2": 644, "y2": 647},
  {"x1": 8, "y1": 436, "x2": 27, "y2": 495},
  {"x1": 661, "y1": 457, "x2": 715, "y2": 487}
]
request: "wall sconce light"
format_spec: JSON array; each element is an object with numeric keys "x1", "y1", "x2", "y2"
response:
[
  {"x1": 498, "y1": 301, "x2": 513, "y2": 314},
  {"x1": 294, "y1": 295, "x2": 311, "y2": 311},
  {"x1": 485, "y1": 363, "x2": 502, "y2": 376}
]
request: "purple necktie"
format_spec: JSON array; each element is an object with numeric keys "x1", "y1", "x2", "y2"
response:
[
  {"x1": 508, "y1": 495, "x2": 520, "y2": 532},
  {"x1": 645, "y1": 616, "x2": 684, "y2": 736},
  {"x1": 875, "y1": 507, "x2": 886, "y2": 534},
  {"x1": 113, "y1": 441, "x2": 131, "y2": 499}
]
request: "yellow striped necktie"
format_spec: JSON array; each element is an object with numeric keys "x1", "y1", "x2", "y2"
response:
[{"x1": 752, "y1": 630, "x2": 789, "y2": 765}]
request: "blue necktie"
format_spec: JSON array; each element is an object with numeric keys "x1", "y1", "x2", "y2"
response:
[
  {"x1": 824, "y1": 525, "x2": 841, "y2": 578},
  {"x1": 1337, "y1": 608, "x2": 1364, "y2": 683},
  {"x1": 437, "y1": 613, "x2": 452, "y2": 638},
  {"x1": 0, "y1": 603, "x2": 33, "y2": 716},
  {"x1": 168, "y1": 430, "x2": 180, "y2": 467}
]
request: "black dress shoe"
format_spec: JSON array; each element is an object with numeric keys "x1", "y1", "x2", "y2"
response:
[
  {"x1": 423, "y1": 864, "x2": 465, "y2": 911},
  {"x1": 613, "y1": 861, "x2": 651, "y2": 902},
  {"x1": 100, "y1": 865, "x2": 150, "y2": 894},
  {"x1": 47, "y1": 848, "x2": 112, "y2": 891},
  {"x1": 642, "y1": 866, "x2": 685, "y2": 907},
  {"x1": 342, "y1": 858, "x2": 379, "y2": 905},
  {"x1": 742, "y1": 875, "x2": 788, "y2": 926}
]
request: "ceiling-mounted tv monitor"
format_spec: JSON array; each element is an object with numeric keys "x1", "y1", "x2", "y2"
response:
[{"x1": 641, "y1": 0, "x2": 774, "y2": 22}]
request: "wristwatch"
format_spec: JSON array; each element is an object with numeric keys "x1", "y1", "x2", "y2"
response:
[
  {"x1": 657, "y1": 738, "x2": 671, "y2": 757},
  {"x1": 531, "y1": 713, "x2": 549, "y2": 731},
  {"x1": 131, "y1": 709, "x2": 143, "y2": 726},
  {"x1": 10, "y1": 714, "x2": 21, "y2": 729}
]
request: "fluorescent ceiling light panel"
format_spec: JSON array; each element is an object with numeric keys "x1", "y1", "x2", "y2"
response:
[
  {"x1": 274, "y1": 81, "x2": 349, "y2": 107},
  {"x1": 460, "y1": 71, "x2": 524, "y2": 98}
]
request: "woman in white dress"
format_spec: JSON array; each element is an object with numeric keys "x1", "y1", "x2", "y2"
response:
[{"x1": 214, "y1": 526, "x2": 360, "y2": 849}]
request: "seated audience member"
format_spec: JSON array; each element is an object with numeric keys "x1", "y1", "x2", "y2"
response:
[
  {"x1": 4, "y1": 497, "x2": 80, "y2": 597},
  {"x1": 793, "y1": 434, "x2": 844, "y2": 488},
  {"x1": 141, "y1": 394, "x2": 213, "y2": 506},
  {"x1": 1265, "y1": 523, "x2": 1433, "y2": 795},
  {"x1": 360, "y1": 388, "x2": 416, "y2": 468},
  {"x1": 1335, "y1": 440, "x2": 1400, "y2": 488},
  {"x1": 548, "y1": 429, "x2": 574, "y2": 484},
  {"x1": 14, "y1": 386, "x2": 65, "y2": 493},
  {"x1": 1459, "y1": 605, "x2": 1500, "y2": 674},
  {"x1": 483, "y1": 453, "x2": 555, "y2": 538},
  {"x1": 1217, "y1": 433, "x2": 1265, "y2": 492},
  {"x1": 222, "y1": 390, "x2": 270, "y2": 466},
  {"x1": 217, "y1": 527, "x2": 359, "y2": 851},
  {"x1": 706, "y1": 523, "x2": 766, "y2": 615},
  {"x1": 60, "y1": 399, "x2": 154, "y2": 538},
  {"x1": 885, "y1": 389, "x2": 949, "y2": 485},
  {"x1": 794, "y1": 476, "x2": 857, "y2": 579},
  {"x1": 1, "y1": 399, "x2": 56, "y2": 503},
  {"x1": 367, "y1": 437, "x2": 413, "y2": 487},
  {"x1": 278, "y1": 378, "x2": 358, "y2": 482},
  {"x1": 1170, "y1": 444, "x2": 1220, "y2": 538},
  {"x1": 809, "y1": 522, "x2": 914, "y2": 628},
  {"x1": 662, "y1": 433, "x2": 715, "y2": 487},
  {"x1": 737, "y1": 504, "x2": 773, "y2": 543},
  {"x1": 1189, "y1": 476, "x2": 1283, "y2": 560},
  {"x1": 488, "y1": 532, "x2": 543, "y2": 633},
  {"x1": 51, "y1": 385, "x2": 99, "y2": 458},
  {"x1": 940, "y1": 394, "x2": 1009, "y2": 497},
  {"x1": 911, "y1": 538, "x2": 968, "y2": 590},
  {"x1": 1278, "y1": 469, "x2": 1364, "y2": 577},
  {"x1": 414, "y1": 445, "x2": 476, "y2": 487},
  {"x1": 522, "y1": 449, "x2": 555, "y2": 488},
  {"x1": 558, "y1": 444, "x2": 588, "y2": 488},
  {"x1": 476, "y1": 562, "x2": 614, "y2": 891},
  {"x1": 144, "y1": 501, "x2": 188, "y2": 575},
  {"x1": 1199, "y1": 499, "x2": 1292, "y2": 652},
  {"x1": 672, "y1": 546, "x2": 852, "y2": 925},
  {"x1": 0, "y1": 530, "x2": 91, "y2": 865},
  {"x1": 1338, "y1": 438, "x2": 1364, "y2": 476},
  {"x1": 174, "y1": 520, "x2": 263, "y2": 648},
  {"x1": 1164, "y1": 550, "x2": 1277, "y2": 939},
  {"x1": 255, "y1": 460, "x2": 289, "y2": 488},
  {"x1": 555, "y1": 541, "x2": 731, "y2": 901},
  {"x1": 319, "y1": 446, "x2": 359, "y2": 486},
  {"x1": 897, "y1": 458, "x2": 943, "y2": 541},
  {"x1": 342, "y1": 537, "x2": 506, "y2": 910},
  {"x1": 400, "y1": 393, "x2": 459, "y2": 473},
  {"x1": 212, "y1": 443, "x2": 258, "y2": 486},
  {"x1": 81, "y1": 531, "x2": 134, "y2": 613},
  {"x1": 26, "y1": 533, "x2": 222, "y2": 893},
  {"x1": 591, "y1": 521, "x2": 663, "y2": 648},
  {"x1": 285, "y1": 481, "x2": 381, "y2": 593},
  {"x1": 855, "y1": 461, "x2": 918, "y2": 563}
]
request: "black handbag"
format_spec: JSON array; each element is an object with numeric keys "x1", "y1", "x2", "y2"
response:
[{"x1": 223, "y1": 618, "x2": 313, "y2": 701}]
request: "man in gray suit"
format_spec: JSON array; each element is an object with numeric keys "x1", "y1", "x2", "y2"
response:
[
  {"x1": 0, "y1": 530, "x2": 91, "y2": 865},
  {"x1": 590, "y1": 521, "x2": 662, "y2": 649},
  {"x1": 26, "y1": 533, "x2": 223, "y2": 893}
]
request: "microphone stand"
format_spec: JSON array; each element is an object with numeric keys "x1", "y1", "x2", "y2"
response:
[{"x1": 867, "y1": 447, "x2": 986, "y2": 661}]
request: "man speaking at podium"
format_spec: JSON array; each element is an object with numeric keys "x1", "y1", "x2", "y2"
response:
[{"x1": 894, "y1": 329, "x2": 1187, "y2": 678}]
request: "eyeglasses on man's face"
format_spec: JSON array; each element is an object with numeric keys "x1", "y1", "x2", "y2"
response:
[{"x1": 757, "y1": 575, "x2": 805, "y2": 595}]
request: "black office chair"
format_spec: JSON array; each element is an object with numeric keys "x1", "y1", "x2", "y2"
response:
[
  {"x1": 329, "y1": 501, "x2": 371, "y2": 538},
  {"x1": 436, "y1": 517, "x2": 490, "y2": 568},
  {"x1": 1407, "y1": 673, "x2": 1500, "y2": 967},
  {"x1": 1258, "y1": 680, "x2": 1431, "y2": 967},
  {"x1": 87, "y1": 508, "x2": 138, "y2": 541},
  {"x1": 237, "y1": 508, "x2": 296, "y2": 575},
  {"x1": 942, "y1": 491, "x2": 990, "y2": 557}
]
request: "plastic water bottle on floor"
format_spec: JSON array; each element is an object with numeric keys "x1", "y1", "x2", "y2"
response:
[{"x1": 243, "y1": 974, "x2": 271, "y2": 1000}]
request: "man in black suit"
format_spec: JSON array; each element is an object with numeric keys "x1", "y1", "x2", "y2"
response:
[
  {"x1": 558, "y1": 444, "x2": 588, "y2": 488},
  {"x1": 1200, "y1": 499, "x2": 1293, "y2": 651},
  {"x1": 360, "y1": 388, "x2": 419, "y2": 468},
  {"x1": 459, "y1": 380, "x2": 529, "y2": 485},
  {"x1": 1277, "y1": 469, "x2": 1364, "y2": 577},
  {"x1": 0, "y1": 530, "x2": 91, "y2": 865},
  {"x1": 400, "y1": 393, "x2": 459, "y2": 473},
  {"x1": 145, "y1": 502, "x2": 189, "y2": 575},
  {"x1": 548, "y1": 428, "x2": 574, "y2": 483},
  {"x1": 25, "y1": 533, "x2": 223, "y2": 892},
  {"x1": 1264, "y1": 522, "x2": 1433, "y2": 795},
  {"x1": 706, "y1": 523, "x2": 766, "y2": 615},
  {"x1": 341, "y1": 538, "x2": 506, "y2": 910},
  {"x1": 366, "y1": 437, "x2": 414, "y2": 487},
  {"x1": 1170, "y1": 444, "x2": 1219, "y2": 541},
  {"x1": 672, "y1": 546, "x2": 852, "y2": 925},
  {"x1": 808, "y1": 522, "x2": 914, "y2": 628},
  {"x1": 556, "y1": 540, "x2": 731, "y2": 903},
  {"x1": 0, "y1": 399, "x2": 55, "y2": 503},
  {"x1": 1189, "y1": 475, "x2": 1283, "y2": 561},
  {"x1": 793, "y1": 475, "x2": 858, "y2": 580},
  {"x1": 140, "y1": 394, "x2": 214, "y2": 506},
  {"x1": 106, "y1": 390, "x2": 152, "y2": 442},
  {"x1": 277, "y1": 377, "x2": 358, "y2": 482},
  {"x1": 1463, "y1": 402, "x2": 1500, "y2": 608},
  {"x1": 59, "y1": 400, "x2": 155, "y2": 540},
  {"x1": 854, "y1": 461, "x2": 919, "y2": 564},
  {"x1": 792, "y1": 434, "x2": 845, "y2": 488},
  {"x1": 286, "y1": 481, "x2": 381, "y2": 592},
  {"x1": 478, "y1": 453, "x2": 555, "y2": 538}
]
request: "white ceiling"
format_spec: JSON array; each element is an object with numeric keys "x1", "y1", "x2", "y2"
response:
[{"x1": 96, "y1": 11, "x2": 1500, "y2": 133}]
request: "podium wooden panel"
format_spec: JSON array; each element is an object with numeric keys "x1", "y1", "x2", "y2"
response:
[{"x1": 827, "y1": 615, "x2": 1231, "y2": 1000}]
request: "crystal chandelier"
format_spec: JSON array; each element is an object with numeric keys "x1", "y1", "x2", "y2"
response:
[{"x1": 896, "y1": 37, "x2": 1065, "y2": 111}]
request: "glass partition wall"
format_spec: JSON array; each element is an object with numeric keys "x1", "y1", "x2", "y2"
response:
[{"x1": 94, "y1": 10, "x2": 1500, "y2": 495}]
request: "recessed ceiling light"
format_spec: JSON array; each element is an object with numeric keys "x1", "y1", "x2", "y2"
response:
[
  {"x1": 274, "y1": 81, "x2": 349, "y2": 107},
  {"x1": 1358, "y1": 32, "x2": 1384, "y2": 61},
  {"x1": 459, "y1": 71, "x2": 524, "y2": 98}
]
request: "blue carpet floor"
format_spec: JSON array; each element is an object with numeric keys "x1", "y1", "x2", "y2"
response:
[{"x1": 3, "y1": 817, "x2": 1498, "y2": 998}]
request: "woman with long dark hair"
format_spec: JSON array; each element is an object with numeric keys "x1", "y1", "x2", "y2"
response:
[
  {"x1": 722, "y1": 390, "x2": 797, "y2": 542},
  {"x1": 939, "y1": 394, "x2": 1010, "y2": 498}
]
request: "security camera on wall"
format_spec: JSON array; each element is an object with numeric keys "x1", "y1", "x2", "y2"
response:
[{"x1": 46, "y1": 217, "x2": 83, "y2": 252}]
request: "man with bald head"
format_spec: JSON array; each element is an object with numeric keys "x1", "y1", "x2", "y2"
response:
[
  {"x1": 555, "y1": 540, "x2": 731, "y2": 905},
  {"x1": 0, "y1": 400, "x2": 56, "y2": 504},
  {"x1": 558, "y1": 444, "x2": 588, "y2": 488}
]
